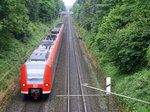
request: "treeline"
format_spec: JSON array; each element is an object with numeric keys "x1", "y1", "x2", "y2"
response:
[
  {"x1": 0, "y1": 0, "x2": 65, "y2": 39},
  {"x1": 73, "y1": 0, "x2": 150, "y2": 111},
  {"x1": 73, "y1": 0, "x2": 150, "y2": 73}
]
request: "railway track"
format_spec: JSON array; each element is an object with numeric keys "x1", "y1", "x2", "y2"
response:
[
  {"x1": 66, "y1": 15, "x2": 88, "y2": 112},
  {"x1": 66, "y1": 16, "x2": 70, "y2": 112}
]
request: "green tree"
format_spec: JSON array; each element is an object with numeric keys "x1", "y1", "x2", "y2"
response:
[
  {"x1": 0, "y1": 0, "x2": 65, "y2": 39},
  {"x1": 73, "y1": 0, "x2": 150, "y2": 73},
  {"x1": 0, "y1": 0, "x2": 29, "y2": 39}
]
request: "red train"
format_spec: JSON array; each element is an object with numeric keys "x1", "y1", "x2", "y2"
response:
[{"x1": 20, "y1": 23, "x2": 64, "y2": 99}]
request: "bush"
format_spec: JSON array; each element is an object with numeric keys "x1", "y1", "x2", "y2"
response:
[{"x1": 107, "y1": 22, "x2": 150, "y2": 73}]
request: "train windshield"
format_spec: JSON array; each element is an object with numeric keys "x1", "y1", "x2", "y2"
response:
[{"x1": 26, "y1": 65, "x2": 46, "y2": 84}]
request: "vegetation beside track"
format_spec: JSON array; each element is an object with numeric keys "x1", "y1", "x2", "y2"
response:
[{"x1": 72, "y1": 0, "x2": 150, "y2": 111}]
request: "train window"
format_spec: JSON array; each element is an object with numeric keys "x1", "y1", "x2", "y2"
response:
[{"x1": 26, "y1": 68, "x2": 45, "y2": 84}]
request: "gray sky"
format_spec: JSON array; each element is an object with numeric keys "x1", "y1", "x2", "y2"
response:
[{"x1": 63, "y1": 0, "x2": 76, "y2": 6}]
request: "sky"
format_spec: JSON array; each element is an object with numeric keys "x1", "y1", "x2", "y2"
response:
[{"x1": 63, "y1": 0, "x2": 76, "y2": 6}]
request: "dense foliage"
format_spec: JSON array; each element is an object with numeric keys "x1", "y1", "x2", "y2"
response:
[
  {"x1": 73, "y1": 0, "x2": 150, "y2": 111},
  {"x1": 0, "y1": 0, "x2": 65, "y2": 39},
  {"x1": 73, "y1": 0, "x2": 150, "y2": 73}
]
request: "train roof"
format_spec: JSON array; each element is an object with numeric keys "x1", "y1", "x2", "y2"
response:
[
  {"x1": 51, "y1": 27, "x2": 60, "y2": 33},
  {"x1": 56, "y1": 22, "x2": 63, "y2": 27},
  {"x1": 27, "y1": 40, "x2": 54, "y2": 62},
  {"x1": 46, "y1": 34, "x2": 57, "y2": 40},
  {"x1": 29, "y1": 46, "x2": 52, "y2": 62},
  {"x1": 26, "y1": 22, "x2": 63, "y2": 65}
]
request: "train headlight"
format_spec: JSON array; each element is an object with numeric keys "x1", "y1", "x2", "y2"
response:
[
  {"x1": 22, "y1": 84, "x2": 26, "y2": 87},
  {"x1": 45, "y1": 84, "x2": 49, "y2": 87}
]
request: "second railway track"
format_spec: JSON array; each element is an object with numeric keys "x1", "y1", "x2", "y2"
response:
[{"x1": 66, "y1": 15, "x2": 88, "y2": 112}]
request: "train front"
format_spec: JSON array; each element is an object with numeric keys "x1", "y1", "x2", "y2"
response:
[{"x1": 20, "y1": 46, "x2": 52, "y2": 99}]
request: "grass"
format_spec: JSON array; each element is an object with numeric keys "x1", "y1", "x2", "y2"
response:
[
  {"x1": 73, "y1": 19, "x2": 150, "y2": 112},
  {"x1": 0, "y1": 17, "x2": 64, "y2": 91},
  {"x1": 102, "y1": 63, "x2": 150, "y2": 112}
]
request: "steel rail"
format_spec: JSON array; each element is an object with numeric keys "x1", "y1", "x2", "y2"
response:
[
  {"x1": 69, "y1": 17, "x2": 88, "y2": 112},
  {"x1": 66, "y1": 16, "x2": 70, "y2": 112}
]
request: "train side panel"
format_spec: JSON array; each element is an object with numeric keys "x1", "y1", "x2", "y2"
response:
[
  {"x1": 43, "y1": 65, "x2": 51, "y2": 94},
  {"x1": 47, "y1": 24, "x2": 64, "y2": 87},
  {"x1": 20, "y1": 64, "x2": 27, "y2": 94}
]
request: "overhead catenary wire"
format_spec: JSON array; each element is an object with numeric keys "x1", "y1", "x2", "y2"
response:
[
  {"x1": 83, "y1": 84, "x2": 150, "y2": 105},
  {"x1": 56, "y1": 84, "x2": 150, "y2": 105}
]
